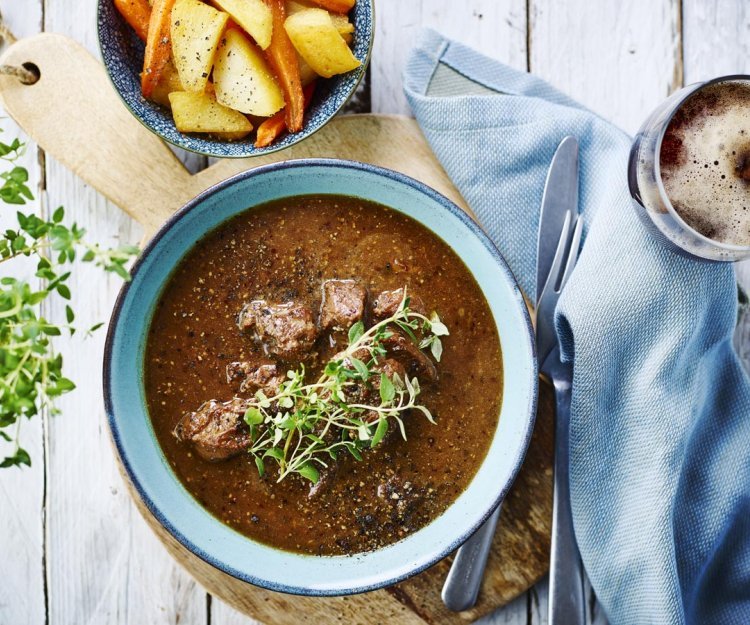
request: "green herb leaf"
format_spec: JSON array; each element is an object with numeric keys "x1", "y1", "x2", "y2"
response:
[
  {"x1": 397, "y1": 321, "x2": 418, "y2": 343},
  {"x1": 379, "y1": 373, "x2": 395, "y2": 404},
  {"x1": 430, "y1": 337, "x2": 443, "y2": 362},
  {"x1": 0, "y1": 448, "x2": 31, "y2": 468},
  {"x1": 56, "y1": 378, "x2": 76, "y2": 393},
  {"x1": 430, "y1": 316, "x2": 450, "y2": 337},
  {"x1": 370, "y1": 417, "x2": 389, "y2": 448},
  {"x1": 349, "y1": 357, "x2": 369, "y2": 380},
  {"x1": 415, "y1": 404, "x2": 436, "y2": 424},
  {"x1": 263, "y1": 448, "x2": 284, "y2": 461},
  {"x1": 244, "y1": 407, "x2": 264, "y2": 426},
  {"x1": 297, "y1": 463, "x2": 320, "y2": 484},
  {"x1": 357, "y1": 423, "x2": 370, "y2": 441},
  {"x1": 347, "y1": 320, "x2": 364, "y2": 344},
  {"x1": 254, "y1": 456, "x2": 265, "y2": 477}
]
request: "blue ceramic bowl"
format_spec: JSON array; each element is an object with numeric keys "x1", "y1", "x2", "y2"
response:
[
  {"x1": 97, "y1": 0, "x2": 373, "y2": 158},
  {"x1": 104, "y1": 160, "x2": 538, "y2": 595}
]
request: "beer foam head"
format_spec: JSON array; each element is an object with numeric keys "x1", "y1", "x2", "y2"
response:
[{"x1": 659, "y1": 80, "x2": 750, "y2": 247}]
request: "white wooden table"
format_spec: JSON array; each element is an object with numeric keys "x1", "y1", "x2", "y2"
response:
[{"x1": 1, "y1": 1, "x2": 749, "y2": 624}]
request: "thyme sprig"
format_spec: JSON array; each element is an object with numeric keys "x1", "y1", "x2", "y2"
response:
[
  {"x1": 244, "y1": 293, "x2": 449, "y2": 484},
  {"x1": 0, "y1": 134, "x2": 138, "y2": 468}
]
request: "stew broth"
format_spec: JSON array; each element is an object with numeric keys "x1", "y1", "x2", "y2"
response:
[{"x1": 144, "y1": 195, "x2": 503, "y2": 555}]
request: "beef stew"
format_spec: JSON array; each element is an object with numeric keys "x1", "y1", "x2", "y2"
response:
[{"x1": 144, "y1": 195, "x2": 503, "y2": 555}]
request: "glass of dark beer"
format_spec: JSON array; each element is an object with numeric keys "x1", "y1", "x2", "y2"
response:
[{"x1": 629, "y1": 75, "x2": 750, "y2": 261}]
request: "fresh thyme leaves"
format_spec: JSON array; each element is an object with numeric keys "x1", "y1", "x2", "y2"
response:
[
  {"x1": 419, "y1": 312, "x2": 449, "y2": 362},
  {"x1": 245, "y1": 293, "x2": 449, "y2": 484},
  {"x1": 0, "y1": 135, "x2": 138, "y2": 468}
]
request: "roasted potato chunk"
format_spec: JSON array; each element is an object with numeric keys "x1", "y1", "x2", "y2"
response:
[
  {"x1": 169, "y1": 91, "x2": 253, "y2": 138},
  {"x1": 286, "y1": 0, "x2": 354, "y2": 36},
  {"x1": 284, "y1": 8, "x2": 360, "y2": 78},
  {"x1": 147, "y1": 58, "x2": 184, "y2": 107},
  {"x1": 171, "y1": 0, "x2": 228, "y2": 92},
  {"x1": 213, "y1": 0, "x2": 273, "y2": 49},
  {"x1": 213, "y1": 29, "x2": 285, "y2": 116}
]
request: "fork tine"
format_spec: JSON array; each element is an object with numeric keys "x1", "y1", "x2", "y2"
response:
[
  {"x1": 539, "y1": 210, "x2": 573, "y2": 303},
  {"x1": 535, "y1": 210, "x2": 573, "y2": 362},
  {"x1": 557, "y1": 217, "x2": 583, "y2": 293}
]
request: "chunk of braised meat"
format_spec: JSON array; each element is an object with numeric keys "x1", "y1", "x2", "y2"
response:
[
  {"x1": 238, "y1": 299, "x2": 317, "y2": 360},
  {"x1": 319, "y1": 279, "x2": 367, "y2": 331},
  {"x1": 226, "y1": 360, "x2": 285, "y2": 395},
  {"x1": 382, "y1": 331, "x2": 438, "y2": 383},
  {"x1": 370, "y1": 358, "x2": 407, "y2": 394},
  {"x1": 174, "y1": 397, "x2": 251, "y2": 462},
  {"x1": 371, "y1": 287, "x2": 426, "y2": 319}
]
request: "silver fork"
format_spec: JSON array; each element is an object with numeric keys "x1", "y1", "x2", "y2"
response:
[{"x1": 537, "y1": 211, "x2": 585, "y2": 625}]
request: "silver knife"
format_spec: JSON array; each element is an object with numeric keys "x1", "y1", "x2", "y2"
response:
[
  {"x1": 536, "y1": 136, "x2": 579, "y2": 305},
  {"x1": 536, "y1": 137, "x2": 585, "y2": 625}
]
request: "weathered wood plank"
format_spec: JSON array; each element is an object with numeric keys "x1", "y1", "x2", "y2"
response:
[
  {"x1": 371, "y1": 0, "x2": 528, "y2": 115},
  {"x1": 683, "y1": 0, "x2": 750, "y2": 84},
  {"x1": 212, "y1": 596, "x2": 262, "y2": 625},
  {"x1": 40, "y1": 2, "x2": 207, "y2": 624},
  {"x1": 0, "y1": 5, "x2": 45, "y2": 625},
  {"x1": 529, "y1": 0, "x2": 682, "y2": 135}
]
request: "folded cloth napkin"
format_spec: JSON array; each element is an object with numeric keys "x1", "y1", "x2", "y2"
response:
[{"x1": 404, "y1": 29, "x2": 750, "y2": 625}]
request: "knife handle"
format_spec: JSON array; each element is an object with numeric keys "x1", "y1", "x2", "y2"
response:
[
  {"x1": 548, "y1": 375, "x2": 586, "y2": 625},
  {"x1": 441, "y1": 502, "x2": 502, "y2": 611}
]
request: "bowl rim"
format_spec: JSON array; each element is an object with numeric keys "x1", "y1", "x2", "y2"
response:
[
  {"x1": 103, "y1": 158, "x2": 538, "y2": 595},
  {"x1": 96, "y1": 0, "x2": 375, "y2": 159}
]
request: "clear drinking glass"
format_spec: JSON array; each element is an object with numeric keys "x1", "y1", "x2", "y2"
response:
[{"x1": 628, "y1": 75, "x2": 750, "y2": 261}]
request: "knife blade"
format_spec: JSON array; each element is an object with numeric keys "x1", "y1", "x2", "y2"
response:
[{"x1": 536, "y1": 136, "x2": 579, "y2": 305}]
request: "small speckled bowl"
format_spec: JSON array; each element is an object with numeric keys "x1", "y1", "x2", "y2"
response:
[
  {"x1": 104, "y1": 160, "x2": 538, "y2": 595},
  {"x1": 97, "y1": 0, "x2": 373, "y2": 158}
]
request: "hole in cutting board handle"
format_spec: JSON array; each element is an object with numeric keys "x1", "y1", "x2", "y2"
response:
[
  {"x1": 20, "y1": 62, "x2": 40, "y2": 84},
  {"x1": 0, "y1": 61, "x2": 40, "y2": 85}
]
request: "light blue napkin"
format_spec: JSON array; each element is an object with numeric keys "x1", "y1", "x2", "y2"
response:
[{"x1": 404, "y1": 29, "x2": 750, "y2": 625}]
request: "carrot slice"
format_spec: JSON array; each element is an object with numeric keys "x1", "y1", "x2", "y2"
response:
[
  {"x1": 307, "y1": 0, "x2": 355, "y2": 13},
  {"x1": 114, "y1": 0, "x2": 152, "y2": 42},
  {"x1": 264, "y1": 0, "x2": 305, "y2": 132},
  {"x1": 141, "y1": 0, "x2": 176, "y2": 99},
  {"x1": 254, "y1": 111, "x2": 286, "y2": 148},
  {"x1": 255, "y1": 80, "x2": 316, "y2": 148}
]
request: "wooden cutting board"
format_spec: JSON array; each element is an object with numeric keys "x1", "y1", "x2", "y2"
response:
[{"x1": 0, "y1": 33, "x2": 553, "y2": 624}]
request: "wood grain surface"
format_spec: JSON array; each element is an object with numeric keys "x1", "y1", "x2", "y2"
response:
[{"x1": 1, "y1": 1, "x2": 749, "y2": 624}]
